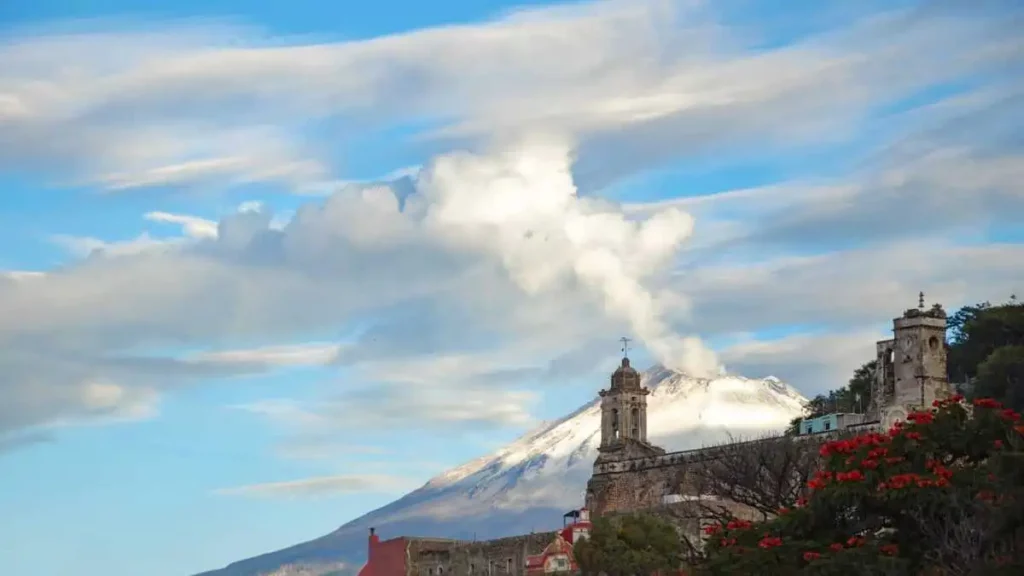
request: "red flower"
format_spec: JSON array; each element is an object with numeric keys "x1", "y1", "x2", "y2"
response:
[
  {"x1": 994, "y1": 439, "x2": 1004, "y2": 449},
  {"x1": 703, "y1": 525, "x2": 721, "y2": 535},
  {"x1": 999, "y1": 409, "x2": 1020, "y2": 421},
  {"x1": 973, "y1": 398, "x2": 1002, "y2": 409},
  {"x1": 880, "y1": 544, "x2": 899, "y2": 556},
  {"x1": 777, "y1": 507, "x2": 790, "y2": 515},
  {"x1": 907, "y1": 411, "x2": 934, "y2": 424},
  {"x1": 836, "y1": 470, "x2": 864, "y2": 482},
  {"x1": 802, "y1": 551, "x2": 820, "y2": 561},
  {"x1": 757, "y1": 536, "x2": 783, "y2": 549},
  {"x1": 726, "y1": 520, "x2": 752, "y2": 530}
]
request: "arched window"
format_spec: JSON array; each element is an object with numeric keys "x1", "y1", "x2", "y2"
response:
[
  {"x1": 631, "y1": 408, "x2": 639, "y2": 438},
  {"x1": 611, "y1": 408, "x2": 620, "y2": 440}
]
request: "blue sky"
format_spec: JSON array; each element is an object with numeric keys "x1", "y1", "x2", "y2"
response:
[{"x1": 1, "y1": 1, "x2": 1022, "y2": 575}]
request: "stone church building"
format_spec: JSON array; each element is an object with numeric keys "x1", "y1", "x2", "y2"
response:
[{"x1": 358, "y1": 296, "x2": 954, "y2": 575}]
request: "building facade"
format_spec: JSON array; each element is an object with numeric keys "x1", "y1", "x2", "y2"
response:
[
  {"x1": 358, "y1": 297, "x2": 953, "y2": 575},
  {"x1": 869, "y1": 294, "x2": 952, "y2": 429},
  {"x1": 357, "y1": 512, "x2": 591, "y2": 576},
  {"x1": 587, "y1": 296, "x2": 953, "y2": 516}
]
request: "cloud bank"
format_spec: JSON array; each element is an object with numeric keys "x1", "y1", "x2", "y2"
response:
[{"x1": 0, "y1": 0, "x2": 1021, "y2": 453}]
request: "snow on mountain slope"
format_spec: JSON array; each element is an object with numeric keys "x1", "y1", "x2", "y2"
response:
[{"x1": 195, "y1": 366, "x2": 807, "y2": 576}]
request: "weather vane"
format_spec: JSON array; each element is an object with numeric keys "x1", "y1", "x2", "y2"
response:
[{"x1": 620, "y1": 337, "x2": 632, "y2": 359}]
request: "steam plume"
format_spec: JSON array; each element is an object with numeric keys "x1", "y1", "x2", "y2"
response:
[{"x1": 417, "y1": 135, "x2": 720, "y2": 377}]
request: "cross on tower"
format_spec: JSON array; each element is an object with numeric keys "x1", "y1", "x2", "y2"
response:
[{"x1": 620, "y1": 337, "x2": 632, "y2": 359}]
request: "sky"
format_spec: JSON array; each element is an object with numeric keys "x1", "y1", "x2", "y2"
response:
[{"x1": 0, "y1": 0, "x2": 1022, "y2": 575}]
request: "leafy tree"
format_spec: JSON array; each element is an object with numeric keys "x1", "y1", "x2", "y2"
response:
[
  {"x1": 696, "y1": 396, "x2": 1024, "y2": 576},
  {"x1": 573, "y1": 513, "x2": 684, "y2": 576},
  {"x1": 948, "y1": 300, "x2": 1024, "y2": 388},
  {"x1": 974, "y1": 345, "x2": 1024, "y2": 413}
]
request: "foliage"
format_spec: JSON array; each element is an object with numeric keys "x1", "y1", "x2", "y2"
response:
[
  {"x1": 973, "y1": 345, "x2": 1024, "y2": 412},
  {"x1": 948, "y1": 300, "x2": 1024, "y2": 393},
  {"x1": 696, "y1": 396, "x2": 1024, "y2": 576},
  {"x1": 574, "y1": 513, "x2": 684, "y2": 576}
]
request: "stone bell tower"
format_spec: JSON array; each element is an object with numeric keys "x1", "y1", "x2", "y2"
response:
[
  {"x1": 871, "y1": 292, "x2": 952, "y2": 427},
  {"x1": 595, "y1": 339, "x2": 665, "y2": 466}
]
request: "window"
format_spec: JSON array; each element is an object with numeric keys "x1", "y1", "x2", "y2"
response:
[
  {"x1": 824, "y1": 421, "x2": 831, "y2": 431},
  {"x1": 438, "y1": 567, "x2": 444, "y2": 575},
  {"x1": 805, "y1": 425, "x2": 813, "y2": 434},
  {"x1": 469, "y1": 564, "x2": 474, "y2": 574},
  {"x1": 506, "y1": 558, "x2": 512, "y2": 572}
]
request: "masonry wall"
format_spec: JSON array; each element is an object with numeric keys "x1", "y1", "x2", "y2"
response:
[{"x1": 407, "y1": 532, "x2": 557, "y2": 576}]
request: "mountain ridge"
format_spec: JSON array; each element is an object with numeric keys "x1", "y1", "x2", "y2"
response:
[{"x1": 195, "y1": 366, "x2": 807, "y2": 576}]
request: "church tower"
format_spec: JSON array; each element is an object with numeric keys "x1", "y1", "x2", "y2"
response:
[
  {"x1": 595, "y1": 341, "x2": 665, "y2": 465},
  {"x1": 871, "y1": 293, "x2": 952, "y2": 427}
]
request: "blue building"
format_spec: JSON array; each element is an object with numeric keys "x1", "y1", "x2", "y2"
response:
[{"x1": 799, "y1": 413, "x2": 869, "y2": 435}]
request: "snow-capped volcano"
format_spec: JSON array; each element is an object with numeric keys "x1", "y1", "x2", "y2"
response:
[{"x1": 195, "y1": 366, "x2": 807, "y2": 576}]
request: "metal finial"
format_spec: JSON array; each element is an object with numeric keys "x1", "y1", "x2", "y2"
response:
[
  {"x1": 918, "y1": 291, "x2": 925, "y2": 309},
  {"x1": 620, "y1": 337, "x2": 632, "y2": 359}
]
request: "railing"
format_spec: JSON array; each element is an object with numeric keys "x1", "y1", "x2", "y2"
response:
[{"x1": 592, "y1": 421, "x2": 883, "y2": 475}]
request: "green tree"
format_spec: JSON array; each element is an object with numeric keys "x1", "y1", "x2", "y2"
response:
[
  {"x1": 697, "y1": 396, "x2": 1024, "y2": 576},
  {"x1": 974, "y1": 345, "x2": 1024, "y2": 413},
  {"x1": 573, "y1": 513, "x2": 684, "y2": 576},
  {"x1": 948, "y1": 301, "x2": 1024, "y2": 385}
]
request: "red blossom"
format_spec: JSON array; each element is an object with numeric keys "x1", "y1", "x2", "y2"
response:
[
  {"x1": 994, "y1": 439, "x2": 1004, "y2": 449},
  {"x1": 836, "y1": 470, "x2": 865, "y2": 482},
  {"x1": 973, "y1": 398, "x2": 1003, "y2": 409},
  {"x1": 802, "y1": 551, "x2": 820, "y2": 561},
  {"x1": 880, "y1": 544, "x2": 899, "y2": 556},
  {"x1": 757, "y1": 536, "x2": 783, "y2": 549},
  {"x1": 999, "y1": 409, "x2": 1020, "y2": 421},
  {"x1": 907, "y1": 411, "x2": 934, "y2": 424},
  {"x1": 726, "y1": 520, "x2": 752, "y2": 531},
  {"x1": 829, "y1": 543, "x2": 843, "y2": 552}
]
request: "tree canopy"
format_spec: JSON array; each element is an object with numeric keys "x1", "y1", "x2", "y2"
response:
[
  {"x1": 574, "y1": 513, "x2": 684, "y2": 576},
  {"x1": 698, "y1": 396, "x2": 1024, "y2": 575}
]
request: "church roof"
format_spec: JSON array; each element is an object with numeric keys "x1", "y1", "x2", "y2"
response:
[{"x1": 610, "y1": 357, "x2": 641, "y2": 390}]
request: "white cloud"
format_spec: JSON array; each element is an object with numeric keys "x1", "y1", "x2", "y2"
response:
[
  {"x1": 193, "y1": 342, "x2": 342, "y2": 368},
  {"x1": 214, "y1": 474, "x2": 418, "y2": 498},
  {"x1": 1, "y1": 1, "x2": 1018, "y2": 191},
  {"x1": 0, "y1": 0, "x2": 1021, "y2": 453},
  {"x1": 144, "y1": 211, "x2": 219, "y2": 239}
]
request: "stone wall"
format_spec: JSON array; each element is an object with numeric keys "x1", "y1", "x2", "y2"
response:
[
  {"x1": 587, "y1": 440, "x2": 764, "y2": 516},
  {"x1": 407, "y1": 532, "x2": 558, "y2": 576}
]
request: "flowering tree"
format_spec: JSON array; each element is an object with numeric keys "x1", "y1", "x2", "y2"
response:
[{"x1": 697, "y1": 396, "x2": 1024, "y2": 575}]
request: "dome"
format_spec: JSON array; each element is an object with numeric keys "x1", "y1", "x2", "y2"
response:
[{"x1": 610, "y1": 357, "x2": 641, "y2": 390}]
